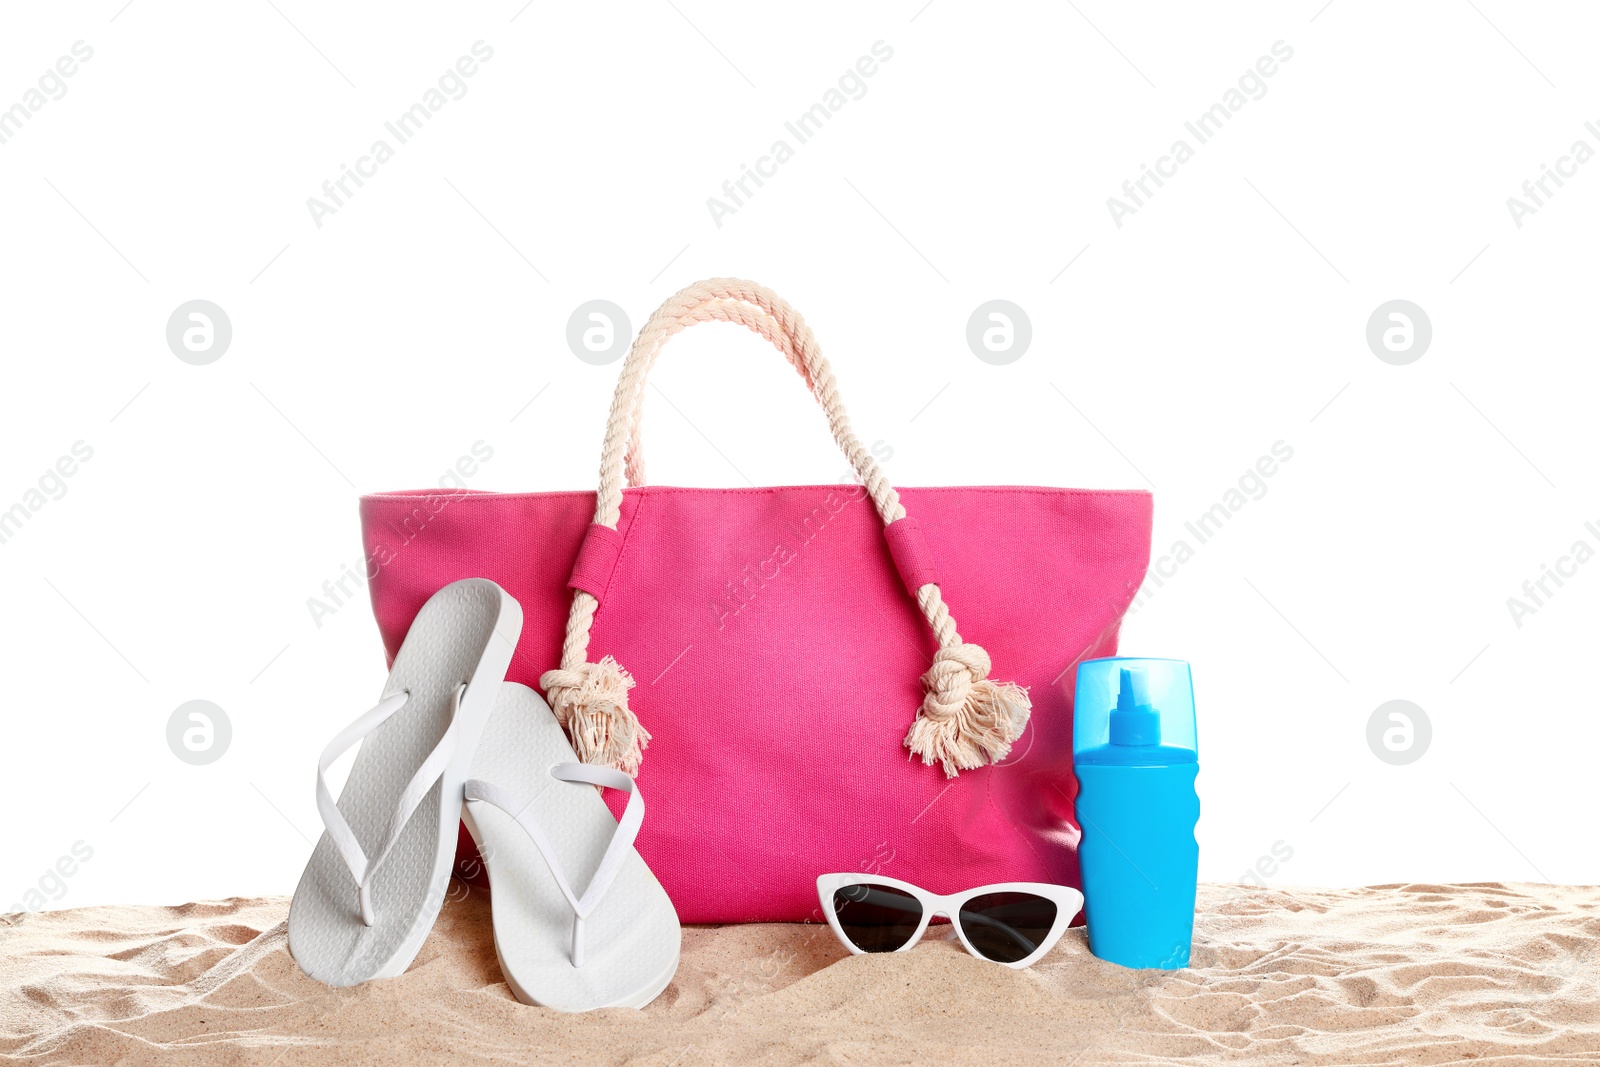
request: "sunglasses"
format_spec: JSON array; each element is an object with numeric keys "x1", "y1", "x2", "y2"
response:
[{"x1": 816, "y1": 874, "x2": 1083, "y2": 968}]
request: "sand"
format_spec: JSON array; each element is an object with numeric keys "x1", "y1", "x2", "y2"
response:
[{"x1": 2, "y1": 882, "x2": 1597, "y2": 1065}]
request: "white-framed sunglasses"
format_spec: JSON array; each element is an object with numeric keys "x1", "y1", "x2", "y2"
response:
[{"x1": 816, "y1": 873, "x2": 1084, "y2": 969}]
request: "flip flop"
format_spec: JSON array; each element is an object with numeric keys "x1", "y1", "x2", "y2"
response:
[
  {"x1": 289, "y1": 578, "x2": 522, "y2": 986},
  {"x1": 462, "y1": 682, "x2": 680, "y2": 1012}
]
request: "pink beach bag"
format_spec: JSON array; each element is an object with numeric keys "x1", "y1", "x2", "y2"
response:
[{"x1": 360, "y1": 279, "x2": 1152, "y2": 923}]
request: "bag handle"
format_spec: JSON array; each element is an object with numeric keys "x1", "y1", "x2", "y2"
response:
[
  {"x1": 619, "y1": 297, "x2": 809, "y2": 490},
  {"x1": 539, "y1": 278, "x2": 1031, "y2": 778}
]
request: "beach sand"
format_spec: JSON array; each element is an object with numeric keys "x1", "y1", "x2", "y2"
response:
[{"x1": 2, "y1": 882, "x2": 1597, "y2": 1065}]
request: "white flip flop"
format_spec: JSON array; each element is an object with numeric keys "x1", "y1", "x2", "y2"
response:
[
  {"x1": 288, "y1": 578, "x2": 522, "y2": 987},
  {"x1": 462, "y1": 682, "x2": 680, "y2": 1012}
]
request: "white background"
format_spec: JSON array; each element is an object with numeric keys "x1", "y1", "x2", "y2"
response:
[{"x1": 2, "y1": 0, "x2": 1595, "y2": 913}]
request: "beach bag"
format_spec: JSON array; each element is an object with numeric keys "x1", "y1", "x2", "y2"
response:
[{"x1": 360, "y1": 278, "x2": 1152, "y2": 923}]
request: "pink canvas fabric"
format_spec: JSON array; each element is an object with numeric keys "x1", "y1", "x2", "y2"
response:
[
  {"x1": 359, "y1": 279, "x2": 1152, "y2": 923},
  {"x1": 360, "y1": 483, "x2": 1150, "y2": 922}
]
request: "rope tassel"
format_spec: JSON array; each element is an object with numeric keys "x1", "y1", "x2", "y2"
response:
[
  {"x1": 539, "y1": 656, "x2": 650, "y2": 775},
  {"x1": 905, "y1": 644, "x2": 1031, "y2": 778}
]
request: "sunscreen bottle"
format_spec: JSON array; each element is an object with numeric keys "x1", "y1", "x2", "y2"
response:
[{"x1": 1072, "y1": 657, "x2": 1200, "y2": 969}]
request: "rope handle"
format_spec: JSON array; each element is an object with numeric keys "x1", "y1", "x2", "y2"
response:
[
  {"x1": 606, "y1": 282, "x2": 895, "y2": 522},
  {"x1": 539, "y1": 278, "x2": 1031, "y2": 778},
  {"x1": 620, "y1": 299, "x2": 818, "y2": 491}
]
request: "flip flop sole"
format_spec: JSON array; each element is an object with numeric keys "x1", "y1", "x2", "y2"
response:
[
  {"x1": 463, "y1": 683, "x2": 681, "y2": 1012},
  {"x1": 289, "y1": 578, "x2": 521, "y2": 986}
]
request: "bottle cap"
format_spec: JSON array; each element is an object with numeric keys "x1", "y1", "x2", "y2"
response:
[{"x1": 1073, "y1": 657, "x2": 1197, "y2": 765}]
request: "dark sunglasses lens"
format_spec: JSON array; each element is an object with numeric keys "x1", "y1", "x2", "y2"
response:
[
  {"x1": 831, "y1": 883, "x2": 924, "y2": 952},
  {"x1": 958, "y1": 892, "x2": 1059, "y2": 964}
]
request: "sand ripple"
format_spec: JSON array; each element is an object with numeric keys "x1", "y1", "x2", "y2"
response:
[{"x1": 1, "y1": 882, "x2": 1596, "y2": 1065}]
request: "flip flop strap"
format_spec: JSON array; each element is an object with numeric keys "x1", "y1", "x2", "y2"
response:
[
  {"x1": 315, "y1": 685, "x2": 466, "y2": 926},
  {"x1": 463, "y1": 763, "x2": 644, "y2": 968}
]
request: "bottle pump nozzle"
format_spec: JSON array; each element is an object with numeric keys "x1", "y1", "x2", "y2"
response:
[{"x1": 1110, "y1": 667, "x2": 1160, "y2": 746}]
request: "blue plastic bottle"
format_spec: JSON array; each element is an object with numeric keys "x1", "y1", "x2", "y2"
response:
[{"x1": 1072, "y1": 658, "x2": 1199, "y2": 969}]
